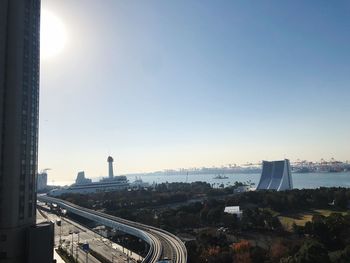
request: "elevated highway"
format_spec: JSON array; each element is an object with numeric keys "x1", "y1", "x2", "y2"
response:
[{"x1": 38, "y1": 195, "x2": 187, "y2": 263}]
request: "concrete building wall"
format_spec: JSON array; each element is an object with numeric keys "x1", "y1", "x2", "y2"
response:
[
  {"x1": 27, "y1": 222, "x2": 54, "y2": 263},
  {"x1": 268, "y1": 161, "x2": 284, "y2": 190},
  {"x1": 256, "y1": 161, "x2": 273, "y2": 190},
  {"x1": 257, "y1": 159, "x2": 293, "y2": 191},
  {"x1": 278, "y1": 160, "x2": 293, "y2": 191}
]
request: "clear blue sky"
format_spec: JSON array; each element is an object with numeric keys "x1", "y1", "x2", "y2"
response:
[{"x1": 40, "y1": 0, "x2": 350, "y2": 182}]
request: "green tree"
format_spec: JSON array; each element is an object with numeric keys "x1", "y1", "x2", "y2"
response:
[
  {"x1": 334, "y1": 190, "x2": 348, "y2": 209},
  {"x1": 294, "y1": 239, "x2": 330, "y2": 263}
]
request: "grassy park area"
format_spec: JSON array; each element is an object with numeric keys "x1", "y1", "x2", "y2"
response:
[{"x1": 278, "y1": 209, "x2": 348, "y2": 231}]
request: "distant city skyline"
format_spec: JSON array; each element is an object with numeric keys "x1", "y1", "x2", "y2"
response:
[
  {"x1": 39, "y1": 0, "x2": 350, "y2": 182},
  {"x1": 46, "y1": 157, "x2": 350, "y2": 185}
]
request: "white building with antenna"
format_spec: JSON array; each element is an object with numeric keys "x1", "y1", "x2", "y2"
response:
[{"x1": 49, "y1": 156, "x2": 129, "y2": 196}]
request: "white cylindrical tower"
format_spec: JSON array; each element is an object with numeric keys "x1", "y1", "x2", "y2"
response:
[{"x1": 107, "y1": 156, "x2": 114, "y2": 178}]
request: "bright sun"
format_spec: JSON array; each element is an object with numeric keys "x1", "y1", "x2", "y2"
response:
[{"x1": 41, "y1": 10, "x2": 67, "y2": 59}]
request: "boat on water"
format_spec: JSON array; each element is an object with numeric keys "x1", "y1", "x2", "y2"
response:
[
  {"x1": 329, "y1": 167, "x2": 345, "y2": 173},
  {"x1": 292, "y1": 167, "x2": 313, "y2": 173},
  {"x1": 213, "y1": 174, "x2": 229, "y2": 179}
]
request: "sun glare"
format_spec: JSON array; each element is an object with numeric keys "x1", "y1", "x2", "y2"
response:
[{"x1": 41, "y1": 10, "x2": 67, "y2": 59}]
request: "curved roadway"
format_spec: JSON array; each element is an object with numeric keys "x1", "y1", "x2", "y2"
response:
[{"x1": 38, "y1": 195, "x2": 187, "y2": 263}]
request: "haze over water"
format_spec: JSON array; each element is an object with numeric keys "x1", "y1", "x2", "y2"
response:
[{"x1": 54, "y1": 172, "x2": 350, "y2": 189}]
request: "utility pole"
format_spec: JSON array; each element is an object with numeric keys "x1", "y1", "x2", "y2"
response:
[
  {"x1": 75, "y1": 231, "x2": 80, "y2": 262},
  {"x1": 71, "y1": 232, "x2": 74, "y2": 256},
  {"x1": 58, "y1": 218, "x2": 62, "y2": 247},
  {"x1": 83, "y1": 243, "x2": 90, "y2": 263},
  {"x1": 111, "y1": 243, "x2": 113, "y2": 263}
]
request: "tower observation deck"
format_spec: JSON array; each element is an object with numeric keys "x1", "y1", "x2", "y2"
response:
[{"x1": 107, "y1": 156, "x2": 114, "y2": 178}]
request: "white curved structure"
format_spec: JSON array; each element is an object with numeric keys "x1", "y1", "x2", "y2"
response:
[
  {"x1": 257, "y1": 159, "x2": 293, "y2": 191},
  {"x1": 37, "y1": 195, "x2": 187, "y2": 263}
]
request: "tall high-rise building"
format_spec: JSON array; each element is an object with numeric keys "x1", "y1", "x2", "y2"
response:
[
  {"x1": 37, "y1": 172, "x2": 48, "y2": 191},
  {"x1": 0, "y1": 1, "x2": 47, "y2": 262}
]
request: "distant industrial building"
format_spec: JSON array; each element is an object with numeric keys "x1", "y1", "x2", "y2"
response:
[
  {"x1": 130, "y1": 176, "x2": 150, "y2": 189},
  {"x1": 75, "y1": 171, "x2": 92, "y2": 185},
  {"x1": 224, "y1": 206, "x2": 242, "y2": 218},
  {"x1": 37, "y1": 172, "x2": 48, "y2": 191},
  {"x1": 0, "y1": 0, "x2": 54, "y2": 262},
  {"x1": 257, "y1": 159, "x2": 293, "y2": 191},
  {"x1": 234, "y1": 185, "x2": 251, "y2": 193}
]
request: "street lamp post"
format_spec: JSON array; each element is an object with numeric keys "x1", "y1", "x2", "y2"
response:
[
  {"x1": 70, "y1": 231, "x2": 74, "y2": 256},
  {"x1": 75, "y1": 231, "x2": 80, "y2": 262},
  {"x1": 59, "y1": 221, "x2": 62, "y2": 246},
  {"x1": 112, "y1": 241, "x2": 114, "y2": 263},
  {"x1": 108, "y1": 237, "x2": 115, "y2": 263}
]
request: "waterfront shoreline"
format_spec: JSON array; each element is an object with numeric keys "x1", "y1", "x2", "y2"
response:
[{"x1": 53, "y1": 171, "x2": 350, "y2": 189}]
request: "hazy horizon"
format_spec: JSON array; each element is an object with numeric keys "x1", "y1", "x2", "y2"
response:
[{"x1": 39, "y1": 0, "x2": 350, "y2": 182}]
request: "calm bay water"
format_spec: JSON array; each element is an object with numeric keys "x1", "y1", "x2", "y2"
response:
[
  {"x1": 127, "y1": 172, "x2": 350, "y2": 189},
  {"x1": 54, "y1": 172, "x2": 350, "y2": 189}
]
